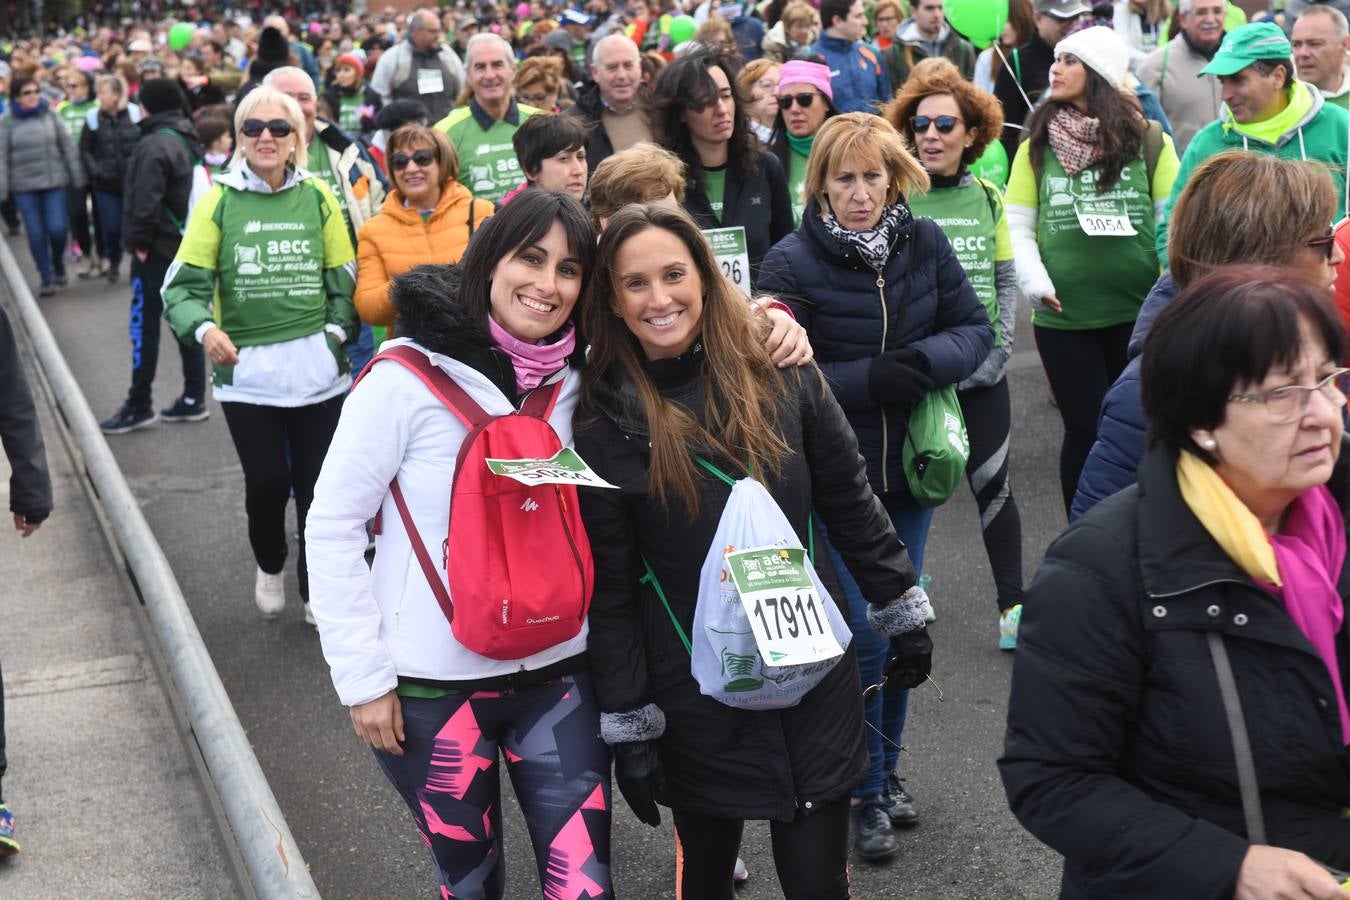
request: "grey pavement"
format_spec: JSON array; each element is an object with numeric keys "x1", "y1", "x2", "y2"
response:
[
  {"x1": 24, "y1": 236, "x2": 1069, "y2": 899},
  {"x1": 0, "y1": 297, "x2": 236, "y2": 898}
]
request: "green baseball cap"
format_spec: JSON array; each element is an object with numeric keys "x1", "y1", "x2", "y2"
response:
[{"x1": 1198, "y1": 22, "x2": 1292, "y2": 77}]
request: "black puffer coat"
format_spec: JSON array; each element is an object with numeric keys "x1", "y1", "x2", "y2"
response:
[
  {"x1": 79, "y1": 107, "x2": 141, "y2": 193},
  {"x1": 757, "y1": 201, "x2": 992, "y2": 499},
  {"x1": 1001, "y1": 442, "x2": 1350, "y2": 899},
  {"x1": 576, "y1": 348, "x2": 916, "y2": 820}
]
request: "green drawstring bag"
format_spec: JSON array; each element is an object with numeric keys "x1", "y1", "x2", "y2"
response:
[{"x1": 902, "y1": 384, "x2": 969, "y2": 507}]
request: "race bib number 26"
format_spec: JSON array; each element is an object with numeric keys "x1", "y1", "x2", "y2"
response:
[{"x1": 703, "y1": 226, "x2": 751, "y2": 297}]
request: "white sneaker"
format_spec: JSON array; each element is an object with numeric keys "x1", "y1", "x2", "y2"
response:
[
  {"x1": 254, "y1": 567, "x2": 285, "y2": 619},
  {"x1": 733, "y1": 856, "x2": 749, "y2": 884},
  {"x1": 303, "y1": 602, "x2": 316, "y2": 627}
]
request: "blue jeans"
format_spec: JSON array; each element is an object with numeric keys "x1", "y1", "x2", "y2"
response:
[
  {"x1": 822, "y1": 497, "x2": 934, "y2": 799},
  {"x1": 344, "y1": 321, "x2": 375, "y2": 373},
  {"x1": 13, "y1": 187, "x2": 69, "y2": 285},
  {"x1": 92, "y1": 190, "x2": 124, "y2": 271}
]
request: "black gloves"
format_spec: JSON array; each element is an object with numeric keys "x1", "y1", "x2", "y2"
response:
[
  {"x1": 885, "y1": 627, "x2": 934, "y2": 690},
  {"x1": 867, "y1": 348, "x2": 933, "y2": 413},
  {"x1": 613, "y1": 741, "x2": 665, "y2": 827}
]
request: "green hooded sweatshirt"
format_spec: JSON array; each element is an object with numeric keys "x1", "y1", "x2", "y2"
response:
[{"x1": 1156, "y1": 80, "x2": 1349, "y2": 263}]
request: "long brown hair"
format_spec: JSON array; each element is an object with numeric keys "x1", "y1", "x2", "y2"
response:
[
  {"x1": 582, "y1": 203, "x2": 791, "y2": 513},
  {"x1": 1023, "y1": 64, "x2": 1144, "y2": 192}
]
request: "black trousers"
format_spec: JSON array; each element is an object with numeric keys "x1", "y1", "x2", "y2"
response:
[
  {"x1": 958, "y1": 377, "x2": 1025, "y2": 612},
  {"x1": 220, "y1": 395, "x2": 344, "y2": 601},
  {"x1": 66, "y1": 185, "x2": 94, "y2": 261},
  {"x1": 1033, "y1": 323, "x2": 1133, "y2": 518},
  {"x1": 0, "y1": 655, "x2": 6, "y2": 803},
  {"x1": 673, "y1": 796, "x2": 850, "y2": 900},
  {"x1": 127, "y1": 250, "x2": 206, "y2": 411}
]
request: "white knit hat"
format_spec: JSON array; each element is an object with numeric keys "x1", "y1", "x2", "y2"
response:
[{"x1": 1054, "y1": 26, "x2": 1130, "y2": 91}]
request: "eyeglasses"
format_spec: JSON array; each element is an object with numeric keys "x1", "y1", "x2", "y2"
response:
[
  {"x1": 1228, "y1": 367, "x2": 1350, "y2": 423},
  {"x1": 911, "y1": 114, "x2": 963, "y2": 134},
  {"x1": 390, "y1": 149, "x2": 436, "y2": 170},
  {"x1": 777, "y1": 92, "x2": 819, "y2": 109},
  {"x1": 240, "y1": 118, "x2": 294, "y2": 138},
  {"x1": 517, "y1": 92, "x2": 552, "y2": 106},
  {"x1": 875, "y1": 14, "x2": 899, "y2": 22},
  {"x1": 1307, "y1": 227, "x2": 1337, "y2": 262},
  {"x1": 16, "y1": 88, "x2": 39, "y2": 97}
]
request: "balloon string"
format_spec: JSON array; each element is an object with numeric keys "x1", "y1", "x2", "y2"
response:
[{"x1": 993, "y1": 43, "x2": 1033, "y2": 131}]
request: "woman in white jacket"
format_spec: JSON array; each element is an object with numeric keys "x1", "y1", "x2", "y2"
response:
[{"x1": 305, "y1": 191, "x2": 612, "y2": 900}]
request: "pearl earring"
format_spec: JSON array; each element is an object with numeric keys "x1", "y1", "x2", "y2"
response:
[{"x1": 1201, "y1": 438, "x2": 1216, "y2": 450}]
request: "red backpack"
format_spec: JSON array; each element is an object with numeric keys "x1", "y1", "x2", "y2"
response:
[{"x1": 356, "y1": 345, "x2": 593, "y2": 660}]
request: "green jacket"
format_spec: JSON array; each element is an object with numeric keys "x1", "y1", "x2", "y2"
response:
[{"x1": 1156, "y1": 83, "x2": 1349, "y2": 262}]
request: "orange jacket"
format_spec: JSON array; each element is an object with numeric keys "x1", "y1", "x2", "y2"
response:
[{"x1": 354, "y1": 181, "x2": 495, "y2": 327}]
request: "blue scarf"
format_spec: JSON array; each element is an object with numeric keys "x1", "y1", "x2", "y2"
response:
[{"x1": 8, "y1": 98, "x2": 47, "y2": 119}]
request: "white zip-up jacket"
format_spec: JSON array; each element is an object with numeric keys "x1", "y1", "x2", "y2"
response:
[{"x1": 305, "y1": 337, "x2": 587, "y2": 707}]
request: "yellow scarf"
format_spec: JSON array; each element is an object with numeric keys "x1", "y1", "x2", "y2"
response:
[{"x1": 1176, "y1": 451, "x2": 1282, "y2": 587}]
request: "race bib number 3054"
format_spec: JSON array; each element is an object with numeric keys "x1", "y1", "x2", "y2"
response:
[{"x1": 725, "y1": 546, "x2": 844, "y2": 667}]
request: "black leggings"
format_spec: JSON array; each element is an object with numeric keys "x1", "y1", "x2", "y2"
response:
[
  {"x1": 220, "y1": 396, "x2": 344, "y2": 601},
  {"x1": 673, "y1": 797, "x2": 850, "y2": 900},
  {"x1": 958, "y1": 377, "x2": 1024, "y2": 613},
  {"x1": 1034, "y1": 323, "x2": 1133, "y2": 517},
  {"x1": 66, "y1": 185, "x2": 95, "y2": 260}
]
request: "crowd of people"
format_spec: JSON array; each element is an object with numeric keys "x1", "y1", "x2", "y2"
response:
[{"x1": 3, "y1": 0, "x2": 1349, "y2": 895}]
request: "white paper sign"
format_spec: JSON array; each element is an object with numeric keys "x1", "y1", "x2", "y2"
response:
[
  {"x1": 417, "y1": 67, "x2": 445, "y2": 95},
  {"x1": 724, "y1": 545, "x2": 844, "y2": 667},
  {"x1": 702, "y1": 226, "x2": 751, "y2": 297},
  {"x1": 484, "y1": 447, "x2": 618, "y2": 489}
]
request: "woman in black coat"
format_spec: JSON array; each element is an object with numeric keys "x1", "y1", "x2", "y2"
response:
[
  {"x1": 577, "y1": 202, "x2": 929, "y2": 899},
  {"x1": 757, "y1": 112, "x2": 991, "y2": 860},
  {"x1": 650, "y1": 48, "x2": 794, "y2": 293},
  {"x1": 80, "y1": 74, "x2": 142, "y2": 284},
  {"x1": 1001, "y1": 267, "x2": 1350, "y2": 899}
]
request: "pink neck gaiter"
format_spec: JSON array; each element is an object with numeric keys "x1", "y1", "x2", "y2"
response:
[{"x1": 487, "y1": 316, "x2": 576, "y2": 394}]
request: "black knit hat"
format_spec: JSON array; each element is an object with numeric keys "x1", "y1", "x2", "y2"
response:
[
  {"x1": 138, "y1": 78, "x2": 188, "y2": 116},
  {"x1": 256, "y1": 26, "x2": 291, "y2": 64}
]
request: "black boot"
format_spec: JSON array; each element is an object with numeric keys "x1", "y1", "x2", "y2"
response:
[
  {"x1": 885, "y1": 771, "x2": 919, "y2": 826},
  {"x1": 852, "y1": 795, "x2": 898, "y2": 861}
]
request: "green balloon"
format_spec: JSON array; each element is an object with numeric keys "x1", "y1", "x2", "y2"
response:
[
  {"x1": 168, "y1": 22, "x2": 195, "y2": 51},
  {"x1": 970, "y1": 140, "x2": 1009, "y2": 190},
  {"x1": 944, "y1": 0, "x2": 1008, "y2": 49},
  {"x1": 668, "y1": 15, "x2": 696, "y2": 47}
]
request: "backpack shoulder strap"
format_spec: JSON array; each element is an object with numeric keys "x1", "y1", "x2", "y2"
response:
[
  {"x1": 519, "y1": 376, "x2": 564, "y2": 420},
  {"x1": 1142, "y1": 119, "x2": 1163, "y2": 187},
  {"x1": 354, "y1": 345, "x2": 492, "y2": 428},
  {"x1": 388, "y1": 477, "x2": 456, "y2": 624}
]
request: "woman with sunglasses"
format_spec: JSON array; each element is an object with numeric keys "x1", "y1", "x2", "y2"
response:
[
  {"x1": 652, "y1": 48, "x2": 793, "y2": 292},
  {"x1": 887, "y1": 58, "x2": 1027, "y2": 650},
  {"x1": 161, "y1": 87, "x2": 358, "y2": 624},
  {"x1": 0, "y1": 70, "x2": 85, "y2": 296},
  {"x1": 1074, "y1": 153, "x2": 1346, "y2": 519},
  {"x1": 759, "y1": 113, "x2": 990, "y2": 862},
  {"x1": 1005, "y1": 26, "x2": 1178, "y2": 518},
  {"x1": 354, "y1": 123, "x2": 494, "y2": 331},
  {"x1": 768, "y1": 58, "x2": 837, "y2": 226}
]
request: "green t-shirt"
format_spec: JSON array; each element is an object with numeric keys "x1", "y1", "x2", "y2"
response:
[
  {"x1": 908, "y1": 178, "x2": 1012, "y2": 346},
  {"x1": 57, "y1": 98, "x2": 94, "y2": 142},
  {"x1": 336, "y1": 93, "x2": 365, "y2": 134},
  {"x1": 1033, "y1": 152, "x2": 1158, "y2": 331},
  {"x1": 703, "y1": 166, "x2": 726, "y2": 223},
  {"x1": 788, "y1": 148, "x2": 810, "y2": 227},
  {"x1": 1327, "y1": 91, "x2": 1350, "y2": 111},
  {"x1": 441, "y1": 106, "x2": 537, "y2": 205}
]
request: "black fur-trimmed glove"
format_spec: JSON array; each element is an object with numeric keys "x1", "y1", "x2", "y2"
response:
[
  {"x1": 600, "y1": 704, "x2": 667, "y2": 827},
  {"x1": 867, "y1": 585, "x2": 935, "y2": 690}
]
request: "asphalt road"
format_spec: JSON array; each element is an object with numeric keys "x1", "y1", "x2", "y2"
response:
[{"x1": 30, "y1": 237, "x2": 1068, "y2": 899}]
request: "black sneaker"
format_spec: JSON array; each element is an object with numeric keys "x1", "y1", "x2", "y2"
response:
[
  {"x1": 884, "y1": 771, "x2": 919, "y2": 827},
  {"x1": 160, "y1": 396, "x2": 210, "y2": 423},
  {"x1": 852, "y1": 795, "x2": 898, "y2": 861},
  {"x1": 100, "y1": 403, "x2": 157, "y2": 434},
  {"x1": 53, "y1": 271, "x2": 67, "y2": 287},
  {"x1": 37, "y1": 282, "x2": 54, "y2": 297},
  {"x1": 106, "y1": 266, "x2": 119, "y2": 284}
]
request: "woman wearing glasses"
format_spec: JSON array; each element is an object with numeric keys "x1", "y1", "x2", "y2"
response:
[
  {"x1": 162, "y1": 87, "x2": 358, "y2": 624},
  {"x1": 354, "y1": 123, "x2": 494, "y2": 330},
  {"x1": 768, "y1": 58, "x2": 837, "y2": 226},
  {"x1": 0, "y1": 70, "x2": 85, "y2": 296},
  {"x1": 1005, "y1": 26, "x2": 1178, "y2": 518},
  {"x1": 1002, "y1": 265, "x2": 1350, "y2": 899},
  {"x1": 1074, "y1": 153, "x2": 1346, "y2": 518},
  {"x1": 887, "y1": 58, "x2": 1026, "y2": 650}
]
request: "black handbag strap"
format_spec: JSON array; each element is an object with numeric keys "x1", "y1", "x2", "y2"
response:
[{"x1": 1207, "y1": 631, "x2": 1266, "y2": 844}]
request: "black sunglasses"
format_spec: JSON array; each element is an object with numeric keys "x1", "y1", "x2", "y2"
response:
[
  {"x1": 240, "y1": 118, "x2": 294, "y2": 138},
  {"x1": 391, "y1": 149, "x2": 436, "y2": 171},
  {"x1": 1308, "y1": 227, "x2": 1337, "y2": 261},
  {"x1": 777, "y1": 92, "x2": 818, "y2": 110},
  {"x1": 911, "y1": 114, "x2": 963, "y2": 134}
]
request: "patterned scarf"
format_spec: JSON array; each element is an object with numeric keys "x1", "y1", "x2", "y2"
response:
[
  {"x1": 821, "y1": 201, "x2": 911, "y2": 271},
  {"x1": 1047, "y1": 105, "x2": 1103, "y2": 176}
]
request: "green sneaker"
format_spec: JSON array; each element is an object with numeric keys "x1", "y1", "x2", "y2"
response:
[
  {"x1": 999, "y1": 604, "x2": 1023, "y2": 651},
  {"x1": 0, "y1": 803, "x2": 20, "y2": 855}
]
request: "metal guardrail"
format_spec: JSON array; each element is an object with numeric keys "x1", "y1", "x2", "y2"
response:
[{"x1": 0, "y1": 239, "x2": 320, "y2": 899}]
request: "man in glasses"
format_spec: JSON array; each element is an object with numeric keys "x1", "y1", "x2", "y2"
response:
[
  {"x1": 370, "y1": 7, "x2": 466, "y2": 125},
  {"x1": 568, "y1": 34, "x2": 653, "y2": 174},
  {"x1": 993, "y1": 0, "x2": 1090, "y2": 159},
  {"x1": 1135, "y1": 0, "x2": 1224, "y2": 154},
  {"x1": 883, "y1": 0, "x2": 977, "y2": 88},
  {"x1": 100, "y1": 79, "x2": 207, "y2": 435},
  {"x1": 1156, "y1": 22, "x2": 1350, "y2": 261}
]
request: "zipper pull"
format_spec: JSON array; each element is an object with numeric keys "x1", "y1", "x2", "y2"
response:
[
  {"x1": 441, "y1": 538, "x2": 449, "y2": 569},
  {"x1": 876, "y1": 276, "x2": 885, "y2": 288}
]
